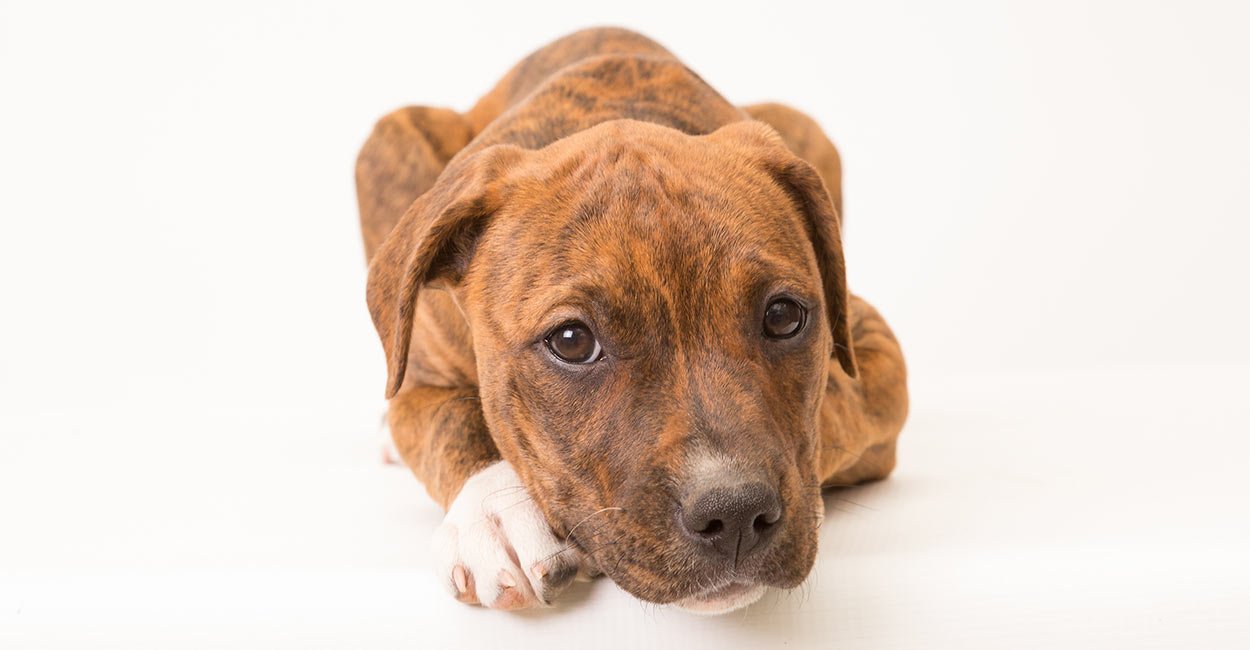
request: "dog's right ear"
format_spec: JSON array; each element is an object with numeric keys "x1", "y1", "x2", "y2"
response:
[
  {"x1": 707, "y1": 120, "x2": 858, "y2": 378},
  {"x1": 366, "y1": 144, "x2": 527, "y2": 398}
]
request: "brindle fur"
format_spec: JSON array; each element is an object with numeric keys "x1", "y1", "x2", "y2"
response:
[{"x1": 356, "y1": 27, "x2": 908, "y2": 604}]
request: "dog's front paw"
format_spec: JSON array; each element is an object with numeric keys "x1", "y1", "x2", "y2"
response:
[{"x1": 431, "y1": 461, "x2": 579, "y2": 609}]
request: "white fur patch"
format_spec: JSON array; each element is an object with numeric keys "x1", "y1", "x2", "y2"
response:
[
  {"x1": 431, "y1": 461, "x2": 578, "y2": 609},
  {"x1": 682, "y1": 448, "x2": 749, "y2": 496},
  {"x1": 674, "y1": 582, "x2": 768, "y2": 614}
]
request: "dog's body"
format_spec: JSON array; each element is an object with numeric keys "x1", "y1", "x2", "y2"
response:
[{"x1": 356, "y1": 28, "x2": 907, "y2": 613}]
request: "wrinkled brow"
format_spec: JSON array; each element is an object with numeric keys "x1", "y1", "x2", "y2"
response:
[{"x1": 519, "y1": 280, "x2": 670, "y2": 343}]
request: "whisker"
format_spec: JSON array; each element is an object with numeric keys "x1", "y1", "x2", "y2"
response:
[
  {"x1": 534, "y1": 506, "x2": 623, "y2": 565},
  {"x1": 824, "y1": 443, "x2": 869, "y2": 467},
  {"x1": 567, "y1": 506, "x2": 624, "y2": 541},
  {"x1": 836, "y1": 497, "x2": 876, "y2": 511},
  {"x1": 470, "y1": 489, "x2": 535, "y2": 527},
  {"x1": 802, "y1": 482, "x2": 868, "y2": 489},
  {"x1": 481, "y1": 485, "x2": 529, "y2": 500},
  {"x1": 492, "y1": 493, "x2": 539, "y2": 515},
  {"x1": 430, "y1": 393, "x2": 481, "y2": 419}
]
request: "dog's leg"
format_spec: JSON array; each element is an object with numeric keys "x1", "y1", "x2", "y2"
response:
[
  {"x1": 388, "y1": 386, "x2": 581, "y2": 610},
  {"x1": 359, "y1": 107, "x2": 581, "y2": 610},
  {"x1": 817, "y1": 295, "x2": 909, "y2": 485},
  {"x1": 742, "y1": 103, "x2": 844, "y2": 217},
  {"x1": 742, "y1": 105, "x2": 904, "y2": 482},
  {"x1": 356, "y1": 106, "x2": 475, "y2": 260}
]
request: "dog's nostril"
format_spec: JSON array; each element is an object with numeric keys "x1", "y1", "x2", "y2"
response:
[
  {"x1": 698, "y1": 519, "x2": 724, "y2": 536},
  {"x1": 681, "y1": 482, "x2": 782, "y2": 559}
]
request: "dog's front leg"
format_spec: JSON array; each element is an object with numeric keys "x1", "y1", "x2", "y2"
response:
[{"x1": 387, "y1": 385, "x2": 581, "y2": 609}]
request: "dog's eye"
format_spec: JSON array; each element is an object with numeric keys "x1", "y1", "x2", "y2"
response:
[
  {"x1": 763, "y1": 298, "x2": 806, "y2": 339},
  {"x1": 546, "y1": 321, "x2": 602, "y2": 364}
]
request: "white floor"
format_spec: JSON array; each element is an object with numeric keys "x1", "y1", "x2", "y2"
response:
[
  {"x1": 4, "y1": 1, "x2": 1250, "y2": 647},
  {"x1": 3, "y1": 369, "x2": 1247, "y2": 649}
]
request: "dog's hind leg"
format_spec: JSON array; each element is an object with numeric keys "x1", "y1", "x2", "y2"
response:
[
  {"x1": 742, "y1": 103, "x2": 844, "y2": 218},
  {"x1": 356, "y1": 106, "x2": 475, "y2": 261},
  {"x1": 817, "y1": 295, "x2": 909, "y2": 486},
  {"x1": 745, "y1": 104, "x2": 904, "y2": 484}
]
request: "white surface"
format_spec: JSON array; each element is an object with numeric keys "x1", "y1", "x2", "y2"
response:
[
  {"x1": 3, "y1": 372, "x2": 1248, "y2": 648},
  {"x1": 3, "y1": 0, "x2": 1250, "y2": 648}
]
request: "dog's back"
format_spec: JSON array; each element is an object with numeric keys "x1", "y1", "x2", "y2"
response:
[
  {"x1": 464, "y1": 28, "x2": 678, "y2": 132},
  {"x1": 357, "y1": 27, "x2": 841, "y2": 259},
  {"x1": 462, "y1": 28, "x2": 744, "y2": 159}
]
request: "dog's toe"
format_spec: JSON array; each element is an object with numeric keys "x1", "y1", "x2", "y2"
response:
[
  {"x1": 432, "y1": 461, "x2": 579, "y2": 610},
  {"x1": 530, "y1": 559, "x2": 579, "y2": 604}
]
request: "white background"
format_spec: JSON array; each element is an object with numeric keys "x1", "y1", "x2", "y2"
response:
[{"x1": 2, "y1": 0, "x2": 1248, "y2": 648}]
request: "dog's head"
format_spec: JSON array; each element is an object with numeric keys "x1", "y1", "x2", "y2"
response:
[{"x1": 368, "y1": 119, "x2": 855, "y2": 613}]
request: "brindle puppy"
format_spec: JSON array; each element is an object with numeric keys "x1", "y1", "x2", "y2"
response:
[{"x1": 357, "y1": 27, "x2": 908, "y2": 613}]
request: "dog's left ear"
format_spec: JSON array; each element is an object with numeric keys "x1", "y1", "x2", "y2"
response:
[
  {"x1": 711, "y1": 121, "x2": 858, "y2": 378},
  {"x1": 366, "y1": 144, "x2": 527, "y2": 398}
]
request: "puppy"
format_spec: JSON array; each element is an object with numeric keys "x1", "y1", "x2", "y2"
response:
[{"x1": 356, "y1": 27, "x2": 908, "y2": 613}]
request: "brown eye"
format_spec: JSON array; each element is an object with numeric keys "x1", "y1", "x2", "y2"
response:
[
  {"x1": 546, "y1": 321, "x2": 602, "y2": 364},
  {"x1": 763, "y1": 298, "x2": 806, "y2": 339}
]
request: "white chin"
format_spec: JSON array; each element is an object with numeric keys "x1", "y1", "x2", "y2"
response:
[{"x1": 673, "y1": 582, "x2": 768, "y2": 615}]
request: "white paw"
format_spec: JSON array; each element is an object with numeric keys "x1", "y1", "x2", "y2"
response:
[
  {"x1": 378, "y1": 417, "x2": 401, "y2": 466},
  {"x1": 431, "y1": 461, "x2": 579, "y2": 609}
]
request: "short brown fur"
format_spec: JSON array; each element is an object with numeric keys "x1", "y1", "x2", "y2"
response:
[{"x1": 356, "y1": 27, "x2": 907, "y2": 605}]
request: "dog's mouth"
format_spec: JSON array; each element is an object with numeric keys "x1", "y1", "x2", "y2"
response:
[
  {"x1": 554, "y1": 471, "x2": 821, "y2": 613},
  {"x1": 672, "y1": 581, "x2": 768, "y2": 614}
]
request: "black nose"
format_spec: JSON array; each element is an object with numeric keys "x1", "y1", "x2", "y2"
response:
[{"x1": 680, "y1": 483, "x2": 782, "y2": 562}]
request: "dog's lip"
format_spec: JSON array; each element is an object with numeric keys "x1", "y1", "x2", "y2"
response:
[{"x1": 673, "y1": 581, "x2": 767, "y2": 614}]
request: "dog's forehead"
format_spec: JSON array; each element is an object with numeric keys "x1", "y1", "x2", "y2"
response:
[
  {"x1": 475, "y1": 136, "x2": 823, "y2": 344},
  {"x1": 500, "y1": 128, "x2": 818, "y2": 276}
]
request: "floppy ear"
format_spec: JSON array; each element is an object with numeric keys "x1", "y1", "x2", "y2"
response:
[
  {"x1": 712, "y1": 121, "x2": 858, "y2": 378},
  {"x1": 366, "y1": 144, "x2": 527, "y2": 398}
]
